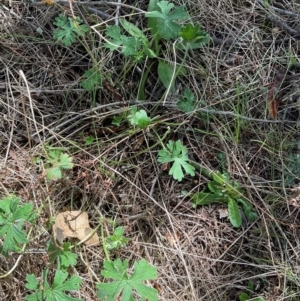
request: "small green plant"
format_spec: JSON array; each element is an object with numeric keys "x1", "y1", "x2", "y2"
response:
[
  {"x1": 47, "y1": 240, "x2": 78, "y2": 270},
  {"x1": 0, "y1": 195, "x2": 35, "y2": 257},
  {"x1": 127, "y1": 106, "x2": 152, "y2": 129},
  {"x1": 53, "y1": 14, "x2": 89, "y2": 46},
  {"x1": 81, "y1": 68, "x2": 102, "y2": 92},
  {"x1": 177, "y1": 23, "x2": 210, "y2": 50},
  {"x1": 191, "y1": 171, "x2": 258, "y2": 228},
  {"x1": 156, "y1": 138, "x2": 258, "y2": 228},
  {"x1": 97, "y1": 223, "x2": 158, "y2": 301},
  {"x1": 97, "y1": 259, "x2": 158, "y2": 301},
  {"x1": 103, "y1": 0, "x2": 209, "y2": 99},
  {"x1": 112, "y1": 115, "x2": 123, "y2": 126},
  {"x1": 158, "y1": 140, "x2": 195, "y2": 181},
  {"x1": 25, "y1": 269, "x2": 83, "y2": 301},
  {"x1": 44, "y1": 149, "x2": 73, "y2": 181},
  {"x1": 177, "y1": 88, "x2": 197, "y2": 113},
  {"x1": 105, "y1": 227, "x2": 130, "y2": 250},
  {"x1": 84, "y1": 135, "x2": 95, "y2": 145}
]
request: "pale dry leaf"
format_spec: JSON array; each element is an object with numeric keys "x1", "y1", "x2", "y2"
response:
[
  {"x1": 53, "y1": 211, "x2": 100, "y2": 246},
  {"x1": 217, "y1": 208, "x2": 228, "y2": 219}
]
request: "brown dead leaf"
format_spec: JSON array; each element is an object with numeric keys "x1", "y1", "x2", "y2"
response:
[{"x1": 53, "y1": 211, "x2": 100, "y2": 246}]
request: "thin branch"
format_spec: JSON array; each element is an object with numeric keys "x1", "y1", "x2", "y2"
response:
[
  {"x1": 266, "y1": 14, "x2": 299, "y2": 36},
  {"x1": 255, "y1": 0, "x2": 299, "y2": 37},
  {"x1": 255, "y1": 0, "x2": 300, "y2": 18}
]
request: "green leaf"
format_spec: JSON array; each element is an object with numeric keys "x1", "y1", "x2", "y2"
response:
[
  {"x1": 147, "y1": 0, "x2": 160, "y2": 36},
  {"x1": 0, "y1": 195, "x2": 34, "y2": 257},
  {"x1": 105, "y1": 227, "x2": 130, "y2": 250},
  {"x1": 120, "y1": 19, "x2": 148, "y2": 44},
  {"x1": 97, "y1": 259, "x2": 158, "y2": 301},
  {"x1": 236, "y1": 198, "x2": 258, "y2": 222},
  {"x1": 177, "y1": 89, "x2": 197, "y2": 113},
  {"x1": 228, "y1": 199, "x2": 242, "y2": 228},
  {"x1": 25, "y1": 269, "x2": 83, "y2": 301},
  {"x1": 45, "y1": 151, "x2": 73, "y2": 181},
  {"x1": 48, "y1": 241, "x2": 78, "y2": 269},
  {"x1": 104, "y1": 25, "x2": 143, "y2": 57},
  {"x1": 104, "y1": 26, "x2": 123, "y2": 51},
  {"x1": 112, "y1": 115, "x2": 123, "y2": 126},
  {"x1": 191, "y1": 192, "x2": 225, "y2": 207},
  {"x1": 84, "y1": 135, "x2": 94, "y2": 145},
  {"x1": 25, "y1": 274, "x2": 40, "y2": 291},
  {"x1": 59, "y1": 154, "x2": 73, "y2": 170},
  {"x1": 158, "y1": 140, "x2": 195, "y2": 181},
  {"x1": 239, "y1": 292, "x2": 250, "y2": 301},
  {"x1": 179, "y1": 23, "x2": 200, "y2": 40},
  {"x1": 212, "y1": 171, "x2": 229, "y2": 185},
  {"x1": 158, "y1": 60, "x2": 186, "y2": 91},
  {"x1": 244, "y1": 209, "x2": 258, "y2": 223},
  {"x1": 247, "y1": 280, "x2": 255, "y2": 292},
  {"x1": 48, "y1": 149, "x2": 61, "y2": 161},
  {"x1": 158, "y1": 60, "x2": 175, "y2": 91},
  {"x1": 81, "y1": 68, "x2": 102, "y2": 91},
  {"x1": 46, "y1": 167, "x2": 62, "y2": 181},
  {"x1": 127, "y1": 107, "x2": 152, "y2": 129},
  {"x1": 178, "y1": 23, "x2": 210, "y2": 50},
  {"x1": 53, "y1": 15, "x2": 89, "y2": 46},
  {"x1": 145, "y1": 1, "x2": 189, "y2": 40},
  {"x1": 145, "y1": 48, "x2": 157, "y2": 58},
  {"x1": 207, "y1": 181, "x2": 224, "y2": 195}
]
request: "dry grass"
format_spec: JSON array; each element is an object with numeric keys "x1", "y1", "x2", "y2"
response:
[{"x1": 1, "y1": 0, "x2": 300, "y2": 300}]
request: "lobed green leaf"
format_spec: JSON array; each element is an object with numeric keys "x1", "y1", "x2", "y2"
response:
[{"x1": 97, "y1": 259, "x2": 158, "y2": 301}]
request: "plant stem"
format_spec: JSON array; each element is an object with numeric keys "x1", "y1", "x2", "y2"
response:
[
  {"x1": 101, "y1": 222, "x2": 110, "y2": 261},
  {"x1": 137, "y1": 61, "x2": 155, "y2": 100}
]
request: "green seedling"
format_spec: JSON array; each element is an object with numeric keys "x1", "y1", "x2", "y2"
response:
[
  {"x1": 191, "y1": 171, "x2": 258, "y2": 228},
  {"x1": 177, "y1": 88, "x2": 197, "y2": 113},
  {"x1": 105, "y1": 227, "x2": 129, "y2": 250},
  {"x1": 177, "y1": 89, "x2": 210, "y2": 121},
  {"x1": 158, "y1": 140, "x2": 195, "y2": 181},
  {"x1": 97, "y1": 258, "x2": 158, "y2": 301},
  {"x1": 25, "y1": 269, "x2": 83, "y2": 301},
  {"x1": 81, "y1": 68, "x2": 102, "y2": 92},
  {"x1": 177, "y1": 23, "x2": 210, "y2": 50},
  {"x1": 44, "y1": 150, "x2": 73, "y2": 181},
  {"x1": 84, "y1": 135, "x2": 95, "y2": 145},
  {"x1": 0, "y1": 195, "x2": 35, "y2": 257},
  {"x1": 127, "y1": 106, "x2": 152, "y2": 129},
  {"x1": 47, "y1": 240, "x2": 78, "y2": 270},
  {"x1": 112, "y1": 115, "x2": 123, "y2": 126},
  {"x1": 53, "y1": 14, "x2": 89, "y2": 46}
]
